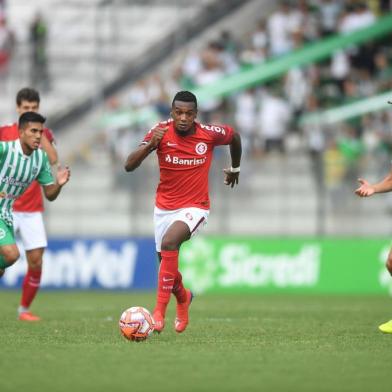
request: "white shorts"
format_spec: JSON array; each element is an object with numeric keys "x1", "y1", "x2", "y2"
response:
[
  {"x1": 154, "y1": 207, "x2": 209, "y2": 252},
  {"x1": 13, "y1": 212, "x2": 47, "y2": 251}
]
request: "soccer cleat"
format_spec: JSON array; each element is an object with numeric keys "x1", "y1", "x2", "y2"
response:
[
  {"x1": 175, "y1": 289, "x2": 193, "y2": 333},
  {"x1": 18, "y1": 311, "x2": 41, "y2": 322},
  {"x1": 152, "y1": 311, "x2": 165, "y2": 333},
  {"x1": 379, "y1": 320, "x2": 392, "y2": 334}
]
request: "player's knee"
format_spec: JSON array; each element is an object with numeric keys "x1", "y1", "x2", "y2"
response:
[
  {"x1": 386, "y1": 257, "x2": 392, "y2": 276},
  {"x1": 26, "y1": 249, "x2": 44, "y2": 269},
  {"x1": 28, "y1": 256, "x2": 43, "y2": 270},
  {"x1": 161, "y1": 237, "x2": 180, "y2": 251},
  {"x1": 4, "y1": 248, "x2": 20, "y2": 265}
]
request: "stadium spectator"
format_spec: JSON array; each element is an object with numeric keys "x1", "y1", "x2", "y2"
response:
[
  {"x1": 374, "y1": 50, "x2": 392, "y2": 91},
  {"x1": 124, "y1": 91, "x2": 241, "y2": 334},
  {"x1": 258, "y1": 86, "x2": 292, "y2": 153},
  {"x1": 0, "y1": 88, "x2": 58, "y2": 321},
  {"x1": 0, "y1": 15, "x2": 14, "y2": 78},
  {"x1": 234, "y1": 89, "x2": 258, "y2": 156},
  {"x1": 30, "y1": 13, "x2": 50, "y2": 91},
  {"x1": 339, "y1": 3, "x2": 376, "y2": 34},
  {"x1": 0, "y1": 112, "x2": 70, "y2": 285},
  {"x1": 267, "y1": 1, "x2": 293, "y2": 57},
  {"x1": 194, "y1": 44, "x2": 225, "y2": 123},
  {"x1": 241, "y1": 18, "x2": 268, "y2": 64},
  {"x1": 303, "y1": 94, "x2": 326, "y2": 188},
  {"x1": 318, "y1": 0, "x2": 343, "y2": 36},
  {"x1": 337, "y1": 125, "x2": 365, "y2": 191}
]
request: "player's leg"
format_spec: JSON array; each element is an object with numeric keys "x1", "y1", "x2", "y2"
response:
[
  {"x1": 15, "y1": 212, "x2": 47, "y2": 321},
  {"x1": 172, "y1": 209, "x2": 208, "y2": 333},
  {"x1": 0, "y1": 219, "x2": 20, "y2": 276},
  {"x1": 379, "y1": 249, "x2": 392, "y2": 333},
  {"x1": 156, "y1": 251, "x2": 188, "y2": 306},
  {"x1": 386, "y1": 249, "x2": 392, "y2": 276},
  {"x1": 18, "y1": 247, "x2": 44, "y2": 321},
  {"x1": 155, "y1": 250, "x2": 192, "y2": 332},
  {"x1": 153, "y1": 220, "x2": 190, "y2": 332},
  {"x1": 0, "y1": 244, "x2": 20, "y2": 271}
]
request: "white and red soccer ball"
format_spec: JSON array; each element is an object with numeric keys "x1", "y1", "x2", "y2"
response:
[{"x1": 119, "y1": 306, "x2": 155, "y2": 342}]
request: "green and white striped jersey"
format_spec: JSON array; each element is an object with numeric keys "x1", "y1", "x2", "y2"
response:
[{"x1": 0, "y1": 140, "x2": 54, "y2": 226}]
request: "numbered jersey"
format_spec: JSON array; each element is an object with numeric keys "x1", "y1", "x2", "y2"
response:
[
  {"x1": 142, "y1": 120, "x2": 234, "y2": 210},
  {"x1": 0, "y1": 140, "x2": 54, "y2": 226},
  {"x1": 0, "y1": 123, "x2": 55, "y2": 212}
]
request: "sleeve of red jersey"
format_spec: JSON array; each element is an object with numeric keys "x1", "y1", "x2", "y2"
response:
[
  {"x1": 141, "y1": 129, "x2": 153, "y2": 145},
  {"x1": 213, "y1": 125, "x2": 235, "y2": 146},
  {"x1": 141, "y1": 120, "x2": 170, "y2": 145},
  {"x1": 44, "y1": 127, "x2": 55, "y2": 143}
]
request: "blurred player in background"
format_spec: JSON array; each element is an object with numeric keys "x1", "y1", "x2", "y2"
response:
[
  {"x1": 0, "y1": 112, "x2": 70, "y2": 283},
  {"x1": 0, "y1": 88, "x2": 57, "y2": 321},
  {"x1": 125, "y1": 91, "x2": 242, "y2": 333},
  {"x1": 355, "y1": 168, "x2": 392, "y2": 333}
]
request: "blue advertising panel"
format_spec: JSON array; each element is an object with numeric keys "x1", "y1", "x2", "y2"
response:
[{"x1": 0, "y1": 238, "x2": 157, "y2": 290}]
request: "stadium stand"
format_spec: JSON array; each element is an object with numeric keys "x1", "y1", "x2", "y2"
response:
[{"x1": 1, "y1": 0, "x2": 392, "y2": 237}]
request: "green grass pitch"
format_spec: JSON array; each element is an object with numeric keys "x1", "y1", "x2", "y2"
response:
[{"x1": 0, "y1": 291, "x2": 391, "y2": 392}]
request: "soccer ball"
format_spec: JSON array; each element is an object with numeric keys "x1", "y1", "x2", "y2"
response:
[{"x1": 119, "y1": 306, "x2": 155, "y2": 341}]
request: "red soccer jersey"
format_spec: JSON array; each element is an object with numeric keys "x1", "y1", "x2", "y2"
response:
[
  {"x1": 143, "y1": 120, "x2": 234, "y2": 210},
  {"x1": 0, "y1": 122, "x2": 55, "y2": 212}
]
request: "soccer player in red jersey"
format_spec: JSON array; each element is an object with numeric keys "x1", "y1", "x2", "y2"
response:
[
  {"x1": 125, "y1": 91, "x2": 242, "y2": 333},
  {"x1": 0, "y1": 88, "x2": 58, "y2": 321}
]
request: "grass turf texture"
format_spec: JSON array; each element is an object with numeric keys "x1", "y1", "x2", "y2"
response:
[{"x1": 0, "y1": 292, "x2": 391, "y2": 392}]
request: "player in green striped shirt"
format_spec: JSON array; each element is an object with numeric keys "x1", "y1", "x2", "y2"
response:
[{"x1": 0, "y1": 111, "x2": 70, "y2": 276}]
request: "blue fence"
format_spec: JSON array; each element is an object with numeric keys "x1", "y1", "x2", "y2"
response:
[{"x1": 0, "y1": 238, "x2": 158, "y2": 290}]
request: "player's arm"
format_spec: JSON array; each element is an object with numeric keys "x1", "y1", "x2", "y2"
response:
[
  {"x1": 40, "y1": 133, "x2": 58, "y2": 165},
  {"x1": 42, "y1": 164, "x2": 71, "y2": 201},
  {"x1": 124, "y1": 126, "x2": 167, "y2": 172},
  {"x1": 355, "y1": 171, "x2": 392, "y2": 197},
  {"x1": 223, "y1": 131, "x2": 242, "y2": 188}
]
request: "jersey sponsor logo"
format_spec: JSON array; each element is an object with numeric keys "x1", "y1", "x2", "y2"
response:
[
  {"x1": 167, "y1": 142, "x2": 177, "y2": 147},
  {"x1": 165, "y1": 154, "x2": 206, "y2": 166},
  {"x1": 1, "y1": 176, "x2": 28, "y2": 188},
  {"x1": 195, "y1": 142, "x2": 207, "y2": 155},
  {"x1": 200, "y1": 124, "x2": 226, "y2": 135}
]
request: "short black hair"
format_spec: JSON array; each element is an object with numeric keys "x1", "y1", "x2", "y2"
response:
[
  {"x1": 18, "y1": 111, "x2": 46, "y2": 129},
  {"x1": 16, "y1": 88, "x2": 40, "y2": 106},
  {"x1": 172, "y1": 91, "x2": 197, "y2": 108}
]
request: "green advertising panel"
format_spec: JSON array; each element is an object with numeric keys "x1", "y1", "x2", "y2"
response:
[{"x1": 180, "y1": 237, "x2": 392, "y2": 295}]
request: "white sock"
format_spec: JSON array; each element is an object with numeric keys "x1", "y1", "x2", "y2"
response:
[{"x1": 18, "y1": 306, "x2": 29, "y2": 314}]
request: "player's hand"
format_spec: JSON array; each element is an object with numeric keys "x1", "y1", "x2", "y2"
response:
[
  {"x1": 355, "y1": 178, "x2": 375, "y2": 197},
  {"x1": 56, "y1": 164, "x2": 71, "y2": 186},
  {"x1": 149, "y1": 126, "x2": 168, "y2": 148},
  {"x1": 223, "y1": 168, "x2": 239, "y2": 188}
]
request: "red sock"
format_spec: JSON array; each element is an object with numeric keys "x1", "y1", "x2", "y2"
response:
[
  {"x1": 20, "y1": 268, "x2": 42, "y2": 309},
  {"x1": 172, "y1": 271, "x2": 187, "y2": 303},
  {"x1": 155, "y1": 250, "x2": 178, "y2": 317}
]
